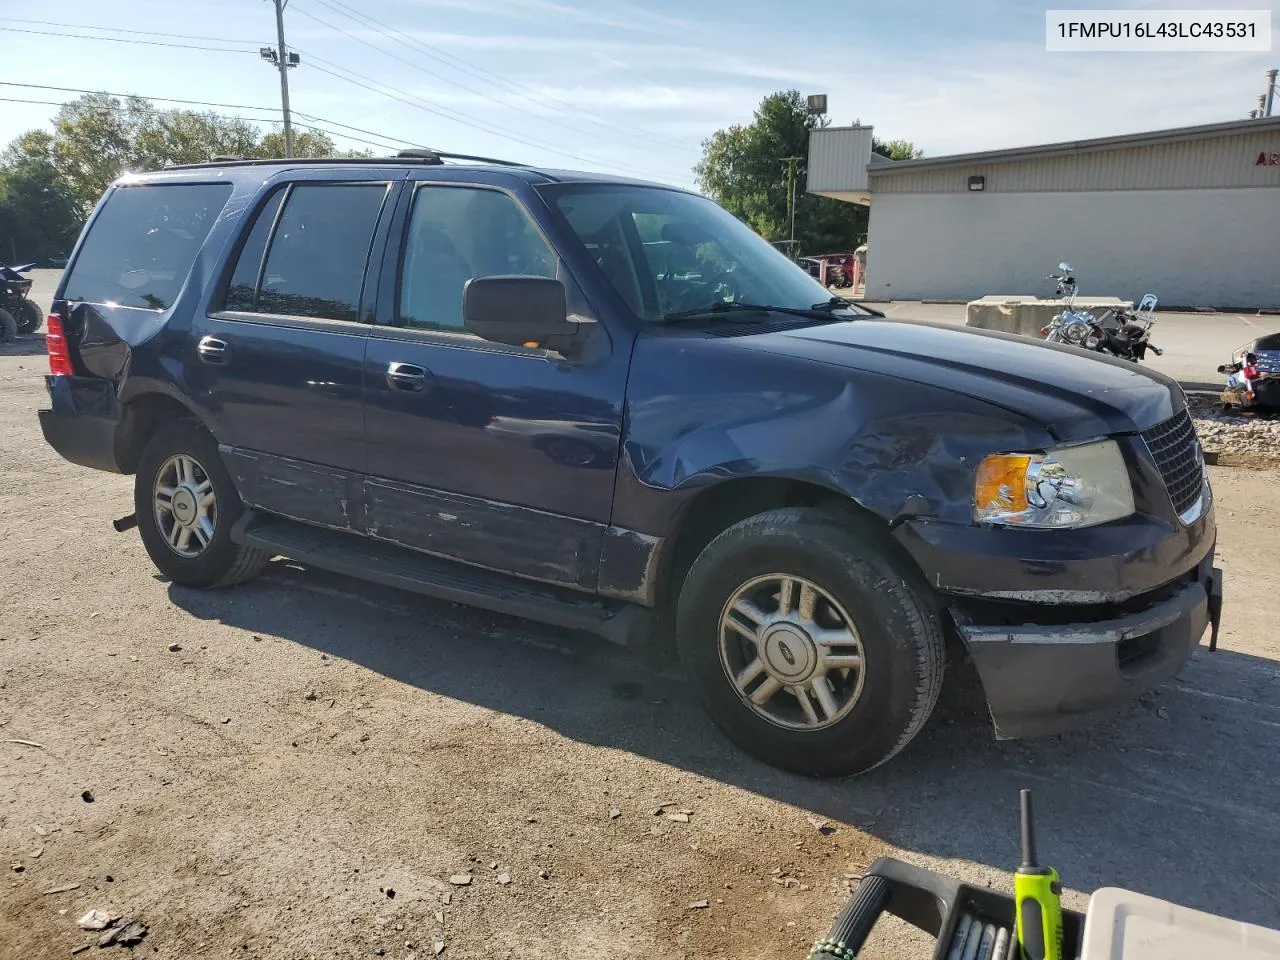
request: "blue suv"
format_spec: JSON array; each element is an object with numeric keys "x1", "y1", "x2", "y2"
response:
[{"x1": 39, "y1": 153, "x2": 1221, "y2": 775}]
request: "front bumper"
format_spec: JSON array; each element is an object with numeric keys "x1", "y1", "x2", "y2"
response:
[
  {"x1": 894, "y1": 499, "x2": 1215, "y2": 605},
  {"x1": 952, "y1": 553, "x2": 1221, "y2": 739}
]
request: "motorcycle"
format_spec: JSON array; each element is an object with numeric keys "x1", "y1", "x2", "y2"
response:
[
  {"x1": 0, "y1": 262, "x2": 42, "y2": 339},
  {"x1": 1040, "y1": 262, "x2": 1162, "y2": 362},
  {"x1": 1219, "y1": 333, "x2": 1280, "y2": 412}
]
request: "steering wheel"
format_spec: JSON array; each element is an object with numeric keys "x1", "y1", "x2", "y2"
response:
[
  {"x1": 661, "y1": 268, "x2": 746, "y2": 314},
  {"x1": 703, "y1": 268, "x2": 745, "y2": 304}
]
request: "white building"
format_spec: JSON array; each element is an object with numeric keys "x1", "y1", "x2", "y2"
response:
[{"x1": 807, "y1": 117, "x2": 1280, "y2": 309}]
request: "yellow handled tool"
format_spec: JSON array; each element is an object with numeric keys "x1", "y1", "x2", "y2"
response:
[{"x1": 1015, "y1": 789, "x2": 1063, "y2": 960}]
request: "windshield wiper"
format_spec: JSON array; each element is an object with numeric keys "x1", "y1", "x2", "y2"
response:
[
  {"x1": 663, "y1": 301, "x2": 843, "y2": 324},
  {"x1": 811, "y1": 296, "x2": 884, "y2": 317}
]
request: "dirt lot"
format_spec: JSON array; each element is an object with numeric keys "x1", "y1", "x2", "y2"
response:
[{"x1": 4, "y1": 299, "x2": 1280, "y2": 958}]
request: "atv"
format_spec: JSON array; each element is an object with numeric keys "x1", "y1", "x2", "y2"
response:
[{"x1": 0, "y1": 262, "x2": 42, "y2": 339}]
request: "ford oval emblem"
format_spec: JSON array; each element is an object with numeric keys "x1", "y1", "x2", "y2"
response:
[{"x1": 777, "y1": 640, "x2": 797, "y2": 666}]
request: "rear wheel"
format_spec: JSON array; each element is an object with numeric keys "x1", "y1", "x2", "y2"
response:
[
  {"x1": 15, "y1": 300, "x2": 42, "y2": 334},
  {"x1": 0, "y1": 309, "x2": 15, "y2": 343},
  {"x1": 134, "y1": 422, "x2": 269, "y2": 588},
  {"x1": 675, "y1": 506, "x2": 944, "y2": 777}
]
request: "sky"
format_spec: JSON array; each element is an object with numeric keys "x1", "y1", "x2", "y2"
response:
[{"x1": 1, "y1": 0, "x2": 1277, "y2": 190}]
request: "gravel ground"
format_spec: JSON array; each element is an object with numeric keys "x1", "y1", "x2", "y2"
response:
[
  {"x1": 1188, "y1": 393, "x2": 1280, "y2": 468},
  {"x1": 3, "y1": 328, "x2": 1280, "y2": 959}
]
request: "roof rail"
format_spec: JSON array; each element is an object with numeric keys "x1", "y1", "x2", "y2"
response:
[
  {"x1": 397, "y1": 148, "x2": 527, "y2": 168},
  {"x1": 161, "y1": 151, "x2": 530, "y2": 172}
]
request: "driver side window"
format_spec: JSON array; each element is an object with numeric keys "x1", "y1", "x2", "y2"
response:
[{"x1": 399, "y1": 185, "x2": 557, "y2": 332}]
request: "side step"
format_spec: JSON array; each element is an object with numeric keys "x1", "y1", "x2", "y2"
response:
[{"x1": 231, "y1": 512, "x2": 650, "y2": 647}]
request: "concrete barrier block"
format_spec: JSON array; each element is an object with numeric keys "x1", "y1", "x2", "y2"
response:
[{"x1": 966, "y1": 298, "x2": 1132, "y2": 338}]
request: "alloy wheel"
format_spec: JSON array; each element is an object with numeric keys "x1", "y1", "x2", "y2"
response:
[
  {"x1": 717, "y1": 573, "x2": 867, "y2": 730},
  {"x1": 153, "y1": 454, "x2": 217, "y2": 558}
]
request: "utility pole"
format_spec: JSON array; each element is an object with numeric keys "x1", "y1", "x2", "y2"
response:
[
  {"x1": 260, "y1": 0, "x2": 299, "y2": 157},
  {"x1": 782, "y1": 156, "x2": 803, "y2": 259}
]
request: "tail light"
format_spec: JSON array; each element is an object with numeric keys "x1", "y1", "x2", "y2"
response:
[
  {"x1": 1243, "y1": 363, "x2": 1260, "y2": 381},
  {"x1": 45, "y1": 315, "x2": 74, "y2": 376}
]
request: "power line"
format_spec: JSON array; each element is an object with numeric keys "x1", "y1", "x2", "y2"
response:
[
  {"x1": 291, "y1": 3, "x2": 677, "y2": 169},
  {"x1": 0, "y1": 11, "x2": 694, "y2": 180},
  {"x1": 0, "y1": 81, "x2": 413, "y2": 153},
  {"x1": 0, "y1": 25, "x2": 255, "y2": 53},
  {"x1": 0, "y1": 9, "x2": 692, "y2": 154},
  {"x1": 302, "y1": 54, "x2": 684, "y2": 180},
  {"x1": 309, "y1": 0, "x2": 692, "y2": 149},
  {"x1": 0, "y1": 95, "x2": 401, "y2": 154},
  {"x1": 295, "y1": 0, "x2": 690, "y2": 152},
  {"x1": 0, "y1": 16, "x2": 258, "y2": 44}
]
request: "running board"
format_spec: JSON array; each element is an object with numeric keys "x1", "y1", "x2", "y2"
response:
[{"x1": 231, "y1": 511, "x2": 650, "y2": 647}]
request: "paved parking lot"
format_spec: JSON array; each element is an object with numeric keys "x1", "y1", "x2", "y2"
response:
[
  {"x1": 871, "y1": 299, "x2": 1280, "y2": 388},
  {"x1": 3, "y1": 272, "x2": 1279, "y2": 958}
]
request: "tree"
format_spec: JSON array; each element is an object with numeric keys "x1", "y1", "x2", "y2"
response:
[
  {"x1": 0, "y1": 132, "x2": 82, "y2": 263},
  {"x1": 0, "y1": 94, "x2": 362, "y2": 261},
  {"x1": 873, "y1": 138, "x2": 924, "y2": 161},
  {"x1": 695, "y1": 91, "x2": 921, "y2": 254}
]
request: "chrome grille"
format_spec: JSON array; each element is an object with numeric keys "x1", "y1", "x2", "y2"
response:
[{"x1": 1141, "y1": 410, "x2": 1204, "y2": 520}]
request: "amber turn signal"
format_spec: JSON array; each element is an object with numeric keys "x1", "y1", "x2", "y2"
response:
[{"x1": 974, "y1": 453, "x2": 1032, "y2": 518}]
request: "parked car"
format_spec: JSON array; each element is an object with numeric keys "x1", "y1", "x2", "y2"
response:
[
  {"x1": 1219, "y1": 334, "x2": 1280, "y2": 412},
  {"x1": 48, "y1": 253, "x2": 70, "y2": 268},
  {"x1": 39, "y1": 154, "x2": 1221, "y2": 776}
]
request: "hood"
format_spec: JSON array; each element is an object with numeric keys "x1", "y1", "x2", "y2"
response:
[{"x1": 743, "y1": 319, "x2": 1181, "y2": 442}]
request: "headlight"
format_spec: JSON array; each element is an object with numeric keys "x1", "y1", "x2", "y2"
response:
[
  {"x1": 1060, "y1": 318, "x2": 1091, "y2": 344},
  {"x1": 974, "y1": 439, "x2": 1134, "y2": 528}
]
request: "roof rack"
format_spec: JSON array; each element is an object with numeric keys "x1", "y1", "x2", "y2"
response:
[
  {"x1": 163, "y1": 150, "x2": 529, "y2": 171},
  {"x1": 396, "y1": 148, "x2": 526, "y2": 167}
]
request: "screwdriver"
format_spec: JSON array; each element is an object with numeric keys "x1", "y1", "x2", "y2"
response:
[{"x1": 1014, "y1": 789, "x2": 1063, "y2": 960}]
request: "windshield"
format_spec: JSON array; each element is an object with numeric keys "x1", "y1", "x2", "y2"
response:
[{"x1": 545, "y1": 184, "x2": 845, "y2": 323}]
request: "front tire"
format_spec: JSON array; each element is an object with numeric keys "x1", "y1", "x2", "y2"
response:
[
  {"x1": 676, "y1": 507, "x2": 944, "y2": 777},
  {"x1": 15, "y1": 300, "x2": 42, "y2": 334},
  {"x1": 134, "y1": 422, "x2": 269, "y2": 588}
]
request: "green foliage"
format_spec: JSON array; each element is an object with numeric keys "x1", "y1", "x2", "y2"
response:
[
  {"x1": 695, "y1": 91, "x2": 921, "y2": 255},
  {"x1": 873, "y1": 138, "x2": 924, "y2": 161},
  {"x1": 0, "y1": 94, "x2": 360, "y2": 262},
  {"x1": 0, "y1": 132, "x2": 82, "y2": 264}
]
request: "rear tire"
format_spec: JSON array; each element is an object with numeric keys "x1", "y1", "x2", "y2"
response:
[
  {"x1": 15, "y1": 300, "x2": 42, "y2": 334},
  {"x1": 134, "y1": 421, "x2": 269, "y2": 588},
  {"x1": 675, "y1": 506, "x2": 944, "y2": 777},
  {"x1": 0, "y1": 309, "x2": 15, "y2": 343}
]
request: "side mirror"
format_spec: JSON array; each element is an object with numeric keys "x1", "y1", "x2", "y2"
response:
[{"x1": 463, "y1": 276, "x2": 577, "y2": 350}]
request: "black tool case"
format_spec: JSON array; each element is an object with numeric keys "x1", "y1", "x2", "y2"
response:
[{"x1": 814, "y1": 857, "x2": 1086, "y2": 960}]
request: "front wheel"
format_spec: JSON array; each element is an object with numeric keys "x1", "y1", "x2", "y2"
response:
[
  {"x1": 676, "y1": 507, "x2": 944, "y2": 777},
  {"x1": 15, "y1": 299, "x2": 42, "y2": 334},
  {"x1": 134, "y1": 421, "x2": 269, "y2": 588}
]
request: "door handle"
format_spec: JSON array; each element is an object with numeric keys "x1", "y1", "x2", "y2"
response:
[
  {"x1": 196, "y1": 336, "x2": 228, "y2": 365},
  {"x1": 385, "y1": 361, "x2": 428, "y2": 391}
]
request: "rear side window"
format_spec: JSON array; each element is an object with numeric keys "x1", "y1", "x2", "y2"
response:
[
  {"x1": 62, "y1": 183, "x2": 231, "y2": 310},
  {"x1": 221, "y1": 183, "x2": 388, "y2": 323},
  {"x1": 223, "y1": 188, "x2": 286, "y2": 312}
]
